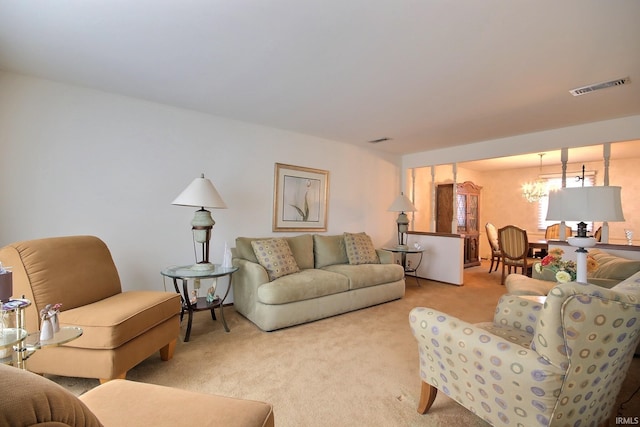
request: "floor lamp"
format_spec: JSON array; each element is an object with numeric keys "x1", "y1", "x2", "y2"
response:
[{"x1": 546, "y1": 186, "x2": 624, "y2": 282}]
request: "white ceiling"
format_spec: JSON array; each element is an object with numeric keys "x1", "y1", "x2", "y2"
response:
[{"x1": 0, "y1": 1, "x2": 639, "y2": 157}]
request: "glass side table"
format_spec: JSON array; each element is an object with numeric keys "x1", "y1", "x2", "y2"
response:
[
  {"x1": 1, "y1": 298, "x2": 30, "y2": 366},
  {"x1": 382, "y1": 247, "x2": 425, "y2": 286},
  {"x1": 2, "y1": 298, "x2": 83, "y2": 370},
  {"x1": 15, "y1": 326, "x2": 83, "y2": 370},
  {"x1": 161, "y1": 265, "x2": 238, "y2": 342}
]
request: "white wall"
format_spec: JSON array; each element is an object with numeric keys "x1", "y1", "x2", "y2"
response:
[{"x1": 0, "y1": 72, "x2": 402, "y2": 299}]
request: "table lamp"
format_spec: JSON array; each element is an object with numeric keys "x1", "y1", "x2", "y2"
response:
[
  {"x1": 388, "y1": 193, "x2": 417, "y2": 249},
  {"x1": 546, "y1": 185, "x2": 624, "y2": 282},
  {"x1": 172, "y1": 173, "x2": 227, "y2": 271}
]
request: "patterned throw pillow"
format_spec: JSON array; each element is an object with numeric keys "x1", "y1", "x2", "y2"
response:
[
  {"x1": 343, "y1": 232, "x2": 380, "y2": 265},
  {"x1": 251, "y1": 238, "x2": 300, "y2": 281}
]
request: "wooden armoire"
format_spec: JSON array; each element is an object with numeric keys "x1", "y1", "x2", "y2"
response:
[{"x1": 436, "y1": 181, "x2": 482, "y2": 268}]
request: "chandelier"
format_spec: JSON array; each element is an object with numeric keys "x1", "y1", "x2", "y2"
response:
[{"x1": 522, "y1": 153, "x2": 548, "y2": 203}]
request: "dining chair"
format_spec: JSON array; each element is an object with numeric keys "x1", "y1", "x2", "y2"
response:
[
  {"x1": 594, "y1": 226, "x2": 602, "y2": 242},
  {"x1": 497, "y1": 225, "x2": 537, "y2": 285},
  {"x1": 484, "y1": 222, "x2": 501, "y2": 273},
  {"x1": 544, "y1": 223, "x2": 572, "y2": 240}
]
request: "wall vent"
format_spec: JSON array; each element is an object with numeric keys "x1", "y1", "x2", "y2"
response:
[{"x1": 569, "y1": 76, "x2": 630, "y2": 96}]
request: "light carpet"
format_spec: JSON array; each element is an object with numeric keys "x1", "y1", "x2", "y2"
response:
[{"x1": 50, "y1": 261, "x2": 639, "y2": 426}]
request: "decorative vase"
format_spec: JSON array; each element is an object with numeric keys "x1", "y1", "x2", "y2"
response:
[
  {"x1": 50, "y1": 312, "x2": 60, "y2": 333},
  {"x1": 40, "y1": 318, "x2": 54, "y2": 341}
]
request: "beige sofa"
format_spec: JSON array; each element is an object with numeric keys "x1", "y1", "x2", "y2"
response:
[
  {"x1": 0, "y1": 235, "x2": 181, "y2": 382},
  {"x1": 232, "y1": 233, "x2": 405, "y2": 331},
  {"x1": 0, "y1": 363, "x2": 275, "y2": 427},
  {"x1": 506, "y1": 248, "x2": 640, "y2": 296}
]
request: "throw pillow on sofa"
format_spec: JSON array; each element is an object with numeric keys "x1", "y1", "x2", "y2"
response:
[
  {"x1": 344, "y1": 232, "x2": 380, "y2": 265},
  {"x1": 251, "y1": 238, "x2": 300, "y2": 280}
]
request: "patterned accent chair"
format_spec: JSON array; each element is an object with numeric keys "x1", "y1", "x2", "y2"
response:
[{"x1": 409, "y1": 277, "x2": 640, "y2": 426}]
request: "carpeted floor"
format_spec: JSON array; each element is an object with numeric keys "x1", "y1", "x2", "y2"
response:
[{"x1": 50, "y1": 261, "x2": 639, "y2": 426}]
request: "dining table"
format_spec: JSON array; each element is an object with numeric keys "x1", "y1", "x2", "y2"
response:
[{"x1": 528, "y1": 239, "x2": 549, "y2": 258}]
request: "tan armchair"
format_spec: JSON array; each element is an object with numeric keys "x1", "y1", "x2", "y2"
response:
[
  {"x1": 410, "y1": 276, "x2": 640, "y2": 426},
  {"x1": 0, "y1": 363, "x2": 275, "y2": 427},
  {"x1": 0, "y1": 235, "x2": 181, "y2": 382}
]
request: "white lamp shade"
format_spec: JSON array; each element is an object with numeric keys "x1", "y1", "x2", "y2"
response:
[
  {"x1": 172, "y1": 174, "x2": 227, "y2": 209},
  {"x1": 388, "y1": 193, "x2": 417, "y2": 212},
  {"x1": 546, "y1": 186, "x2": 624, "y2": 222}
]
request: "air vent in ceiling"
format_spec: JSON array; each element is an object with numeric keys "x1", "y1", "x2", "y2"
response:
[
  {"x1": 569, "y1": 76, "x2": 630, "y2": 96},
  {"x1": 368, "y1": 137, "x2": 392, "y2": 143}
]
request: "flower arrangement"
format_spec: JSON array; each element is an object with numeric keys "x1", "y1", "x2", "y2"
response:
[{"x1": 533, "y1": 248, "x2": 598, "y2": 283}]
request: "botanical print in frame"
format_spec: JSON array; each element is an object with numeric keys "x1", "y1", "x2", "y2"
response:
[{"x1": 273, "y1": 163, "x2": 329, "y2": 232}]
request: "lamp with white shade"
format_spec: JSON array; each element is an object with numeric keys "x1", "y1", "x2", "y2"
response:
[
  {"x1": 172, "y1": 173, "x2": 227, "y2": 271},
  {"x1": 388, "y1": 193, "x2": 417, "y2": 249},
  {"x1": 546, "y1": 185, "x2": 624, "y2": 282}
]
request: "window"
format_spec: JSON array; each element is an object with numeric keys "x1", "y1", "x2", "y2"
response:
[{"x1": 538, "y1": 171, "x2": 596, "y2": 231}]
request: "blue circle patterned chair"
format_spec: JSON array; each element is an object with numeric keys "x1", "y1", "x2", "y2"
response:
[{"x1": 409, "y1": 274, "x2": 640, "y2": 426}]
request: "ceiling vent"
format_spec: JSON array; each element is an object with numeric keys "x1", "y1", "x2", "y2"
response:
[
  {"x1": 368, "y1": 137, "x2": 392, "y2": 143},
  {"x1": 569, "y1": 76, "x2": 630, "y2": 96}
]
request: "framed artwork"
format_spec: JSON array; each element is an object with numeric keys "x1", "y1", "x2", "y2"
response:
[{"x1": 273, "y1": 163, "x2": 329, "y2": 232}]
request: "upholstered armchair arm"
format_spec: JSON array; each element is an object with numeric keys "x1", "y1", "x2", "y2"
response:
[
  {"x1": 492, "y1": 294, "x2": 544, "y2": 335},
  {"x1": 409, "y1": 307, "x2": 564, "y2": 422},
  {"x1": 231, "y1": 258, "x2": 269, "y2": 315}
]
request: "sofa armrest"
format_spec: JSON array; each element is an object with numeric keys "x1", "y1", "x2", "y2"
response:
[
  {"x1": 376, "y1": 249, "x2": 394, "y2": 264},
  {"x1": 231, "y1": 258, "x2": 270, "y2": 314},
  {"x1": 492, "y1": 294, "x2": 544, "y2": 335}
]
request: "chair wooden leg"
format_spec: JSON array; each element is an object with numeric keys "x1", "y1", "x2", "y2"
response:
[
  {"x1": 100, "y1": 372, "x2": 126, "y2": 384},
  {"x1": 160, "y1": 339, "x2": 177, "y2": 361},
  {"x1": 417, "y1": 381, "x2": 438, "y2": 414},
  {"x1": 501, "y1": 262, "x2": 506, "y2": 285}
]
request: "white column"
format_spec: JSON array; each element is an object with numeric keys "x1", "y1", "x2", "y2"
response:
[
  {"x1": 601, "y1": 143, "x2": 611, "y2": 243},
  {"x1": 430, "y1": 166, "x2": 436, "y2": 232},
  {"x1": 559, "y1": 148, "x2": 568, "y2": 240},
  {"x1": 451, "y1": 163, "x2": 457, "y2": 233}
]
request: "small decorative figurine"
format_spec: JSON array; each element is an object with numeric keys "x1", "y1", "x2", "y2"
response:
[
  {"x1": 190, "y1": 290, "x2": 198, "y2": 305},
  {"x1": 206, "y1": 285, "x2": 217, "y2": 303},
  {"x1": 40, "y1": 302, "x2": 62, "y2": 340}
]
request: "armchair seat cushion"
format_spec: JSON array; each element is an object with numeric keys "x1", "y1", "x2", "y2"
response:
[
  {"x1": 61, "y1": 291, "x2": 180, "y2": 349},
  {"x1": 476, "y1": 322, "x2": 533, "y2": 349}
]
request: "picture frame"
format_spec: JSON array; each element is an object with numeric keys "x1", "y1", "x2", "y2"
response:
[{"x1": 273, "y1": 163, "x2": 329, "y2": 232}]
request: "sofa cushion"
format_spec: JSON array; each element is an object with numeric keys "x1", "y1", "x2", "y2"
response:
[
  {"x1": 313, "y1": 234, "x2": 348, "y2": 268},
  {"x1": 251, "y1": 238, "x2": 300, "y2": 280},
  {"x1": 343, "y1": 232, "x2": 380, "y2": 265},
  {"x1": 322, "y1": 263, "x2": 404, "y2": 290},
  {"x1": 0, "y1": 363, "x2": 102, "y2": 427},
  {"x1": 588, "y1": 249, "x2": 640, "y2": 281},
  {"x1": 257, "y1": 269, "x2": 349, "y2": 304},
  {"x1": 59, "y1": 291, "x2": 181, "y2": 349},
  {"x1": 236, "y1": 235, "x2": 314, "y2": 269}
]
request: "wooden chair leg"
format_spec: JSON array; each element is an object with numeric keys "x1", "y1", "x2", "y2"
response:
[
  {"x1": 417, "y1": 381, "x2": 438, "y2": 414},
  {"x1": 160, "y1": 339, "x2": 177, "y2": 361},
  {"x1": 100, "y1": 372, "x2": 126, "y2": 384}
]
